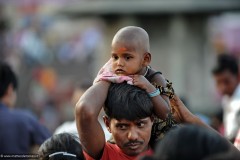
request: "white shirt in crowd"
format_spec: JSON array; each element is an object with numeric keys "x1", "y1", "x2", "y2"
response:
[
  {"x1": 54, "y1": 119, "x2": 112, "y2": 141},
  {"x1": 222, "y1": 84, "x2": 240, "y2": 140}
]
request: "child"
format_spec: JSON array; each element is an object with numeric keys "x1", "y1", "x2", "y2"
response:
[
  {"x1": 94, "y1": 26, "x2": 176, "y2": 145},
  {"x1": 94, "y1": 26, "x2": 174, "y2": 120},
  {"x1": 38, "y1": 133, "x2": 85, "y2": 160}
]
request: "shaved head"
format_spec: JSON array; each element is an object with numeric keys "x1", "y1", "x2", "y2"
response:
[{"x1": 112, "y1": 26, "x2": 150, "y2": 53}]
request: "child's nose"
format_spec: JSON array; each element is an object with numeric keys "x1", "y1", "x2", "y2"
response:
[{"x1": 117, "y1": 58, "x2": 124, "y2": 66}]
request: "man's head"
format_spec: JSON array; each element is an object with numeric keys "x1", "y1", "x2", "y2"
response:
[
  {"x1": 103, "y1": 82, "x2": 154, "y2": 156},
  {"x1": 212, "y1": 54, "x2": 239, "y2": 96},
  {"x1": 111, "y1": 26, "x2": 151, "y2": 76},
  {"x1": 0, "y1": 62, "x2": 18, "y2": 108}
]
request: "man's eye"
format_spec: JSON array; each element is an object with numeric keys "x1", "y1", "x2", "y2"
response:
[
  {"x1": 117, "y1": 125, "x2": 127, "y2": 130},
  {"x1": 137, "y1": 122, "x2": 145, "y2": 128}
]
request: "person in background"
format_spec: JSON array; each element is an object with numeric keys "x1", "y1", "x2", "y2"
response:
[
  {"x1": 140, "y1": 124, "x2": 240, "y2": 160},
  {"x1": 234, "y1": 111, "x2": 240, "y2": 150},
  {"x1": 54, "y1": 84, "x2": 111, "y2": 141},
  {"x1": 54, "y1": 85, "x2": 87, "y2": 136},
  {"x1": 38, "y1": 133, "x2": 85, "y2": 160},
  {"x1": 212, "y1": 54, "x2": 240, "y2": 142},
  {"x1": 0, "y1": 61, "x2": 50, "y2": 154}
]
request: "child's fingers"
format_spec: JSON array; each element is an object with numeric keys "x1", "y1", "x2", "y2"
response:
[{"x1": 128, "y1": 75, "x2": 136, "y2": 78}]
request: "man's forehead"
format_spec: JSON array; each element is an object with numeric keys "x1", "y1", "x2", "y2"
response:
[{"x1": 214, "y1": 70, "x2": 237, "y2": 79}]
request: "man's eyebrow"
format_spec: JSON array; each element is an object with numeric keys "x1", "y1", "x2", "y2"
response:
[
  {"x1": 115, "y1": 123, "x2": 129, "y2": 126},
  {"x1": 135, "y1": 118, "x2": 149, "y2": 123}
]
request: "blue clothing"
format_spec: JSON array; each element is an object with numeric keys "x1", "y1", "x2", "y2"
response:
[{"x1": 0, "y1": 103, "x2": 51, "y2": 154}]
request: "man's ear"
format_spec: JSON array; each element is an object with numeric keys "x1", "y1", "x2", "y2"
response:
[
  {"x1": 143, "y1": 52, "x2": 151, "y2": 67},
  {"x1": 103, "y1": 116, "x2": 112, "y2": 133}
]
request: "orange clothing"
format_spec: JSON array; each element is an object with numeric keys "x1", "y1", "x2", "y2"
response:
[{"x1": 84, "y1": 142, "x2": 153, "y2": 160}]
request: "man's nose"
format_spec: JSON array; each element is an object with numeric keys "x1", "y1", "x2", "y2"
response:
[
  {"x1": 218, "y1": 84, "x2": 227, "y2": 95},
  {"x1": 127, "y1": 128, "x2": 139, "y2": 141}
]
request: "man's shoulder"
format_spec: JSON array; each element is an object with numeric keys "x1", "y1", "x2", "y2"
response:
[
  {"x1": 13, "y1": 109, "x2": 38, "y2": 121},
  {"x1": 11, "y1": 109, "x2": 50, "y2": 134},
  {"x1": 104, "y1": 142, "x2": 120, "y2": 152},
  {"x1": 101, "y1": 143, "x2": 150, "y2": 160},
  {"x1": 0, "y1": 107, "x2": 28, "y2": 122},
  {"x1": 84, "y1": 143, "x2": 134, "y2": 160}
]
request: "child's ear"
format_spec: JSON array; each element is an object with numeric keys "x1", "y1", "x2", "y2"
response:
[
  {"x1": 103, "y1": 116, "x2": 112, "y2": 133},
  {"x1": 143, "y1": 52, "x2": 151, "y2": 66}
]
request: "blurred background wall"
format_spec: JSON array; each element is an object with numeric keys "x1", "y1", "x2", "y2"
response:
[{"x1": 0, "y1": 0, "x2": 240, "y2": 133}]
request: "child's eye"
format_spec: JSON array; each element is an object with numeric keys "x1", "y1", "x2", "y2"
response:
[
  {"x1": 125, "y1": 56, "x2": 132, "y2": 60},
  {"x1": 112, "y1": 55, "x2": 118, "y2": 60}
]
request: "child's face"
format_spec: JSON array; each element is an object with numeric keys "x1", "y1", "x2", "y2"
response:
[{"x1": 111, "y1": 41, "x2": 147, "y2": 76}]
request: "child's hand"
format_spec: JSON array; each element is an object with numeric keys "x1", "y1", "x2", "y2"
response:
[
  {"x1": 98, "y1": 75, "x2": 133, "y2": 84},
  {"x1": 93, "y1": 59, "x2": 133, "y2": 84},
  {"x1": 93, "y1": 59, "x2": 113, "y2": 84},
  {"x1": 130, "y1": 75, "x2": 156, "y2": 93}
]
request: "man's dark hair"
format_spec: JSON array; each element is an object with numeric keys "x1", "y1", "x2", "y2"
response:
[
  {"x1": 149, "y1": 124, "x2": 233, "y2": 160},
  {"x1": 0, "y1": 62, "x2": 18, "y2": 98},
  {"x1": 38, "y1": 133, "x2": 85, "y2": 160},
  {"x1": 212, "y1": 54, "x2": 239, "y2": 76},
  {"x1": 104, "y1": 82, "x2": 153, "y2": 121}
]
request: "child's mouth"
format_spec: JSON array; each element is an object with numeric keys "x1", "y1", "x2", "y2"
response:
[{"x1": 115, "y1": 69, "x2": 125, "y2": 75}]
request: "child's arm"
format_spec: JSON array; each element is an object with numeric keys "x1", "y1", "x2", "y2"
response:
[{"x1": 131, "y1": 74, "x2": 170, "y2": 120}]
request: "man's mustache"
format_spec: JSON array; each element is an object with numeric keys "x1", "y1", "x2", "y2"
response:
[{"x1": 124, "y1": 141, "x2": 144, "y2": 147}]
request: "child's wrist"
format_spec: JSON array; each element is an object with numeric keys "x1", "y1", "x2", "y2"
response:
[
  {"x1": 145, "y1": 84, "x2": 156, "y2": 92},
  {"x1": 148, "y1": 88, "x2": 161, "y2": 98}
]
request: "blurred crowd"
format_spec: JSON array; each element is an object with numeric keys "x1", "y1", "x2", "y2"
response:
[
  {"x1": 0, "y1": 3, "x2": 104, "y2": 133},
  {"x1": 0, "y1": 1, "x2": 240, "y2": 160}
]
